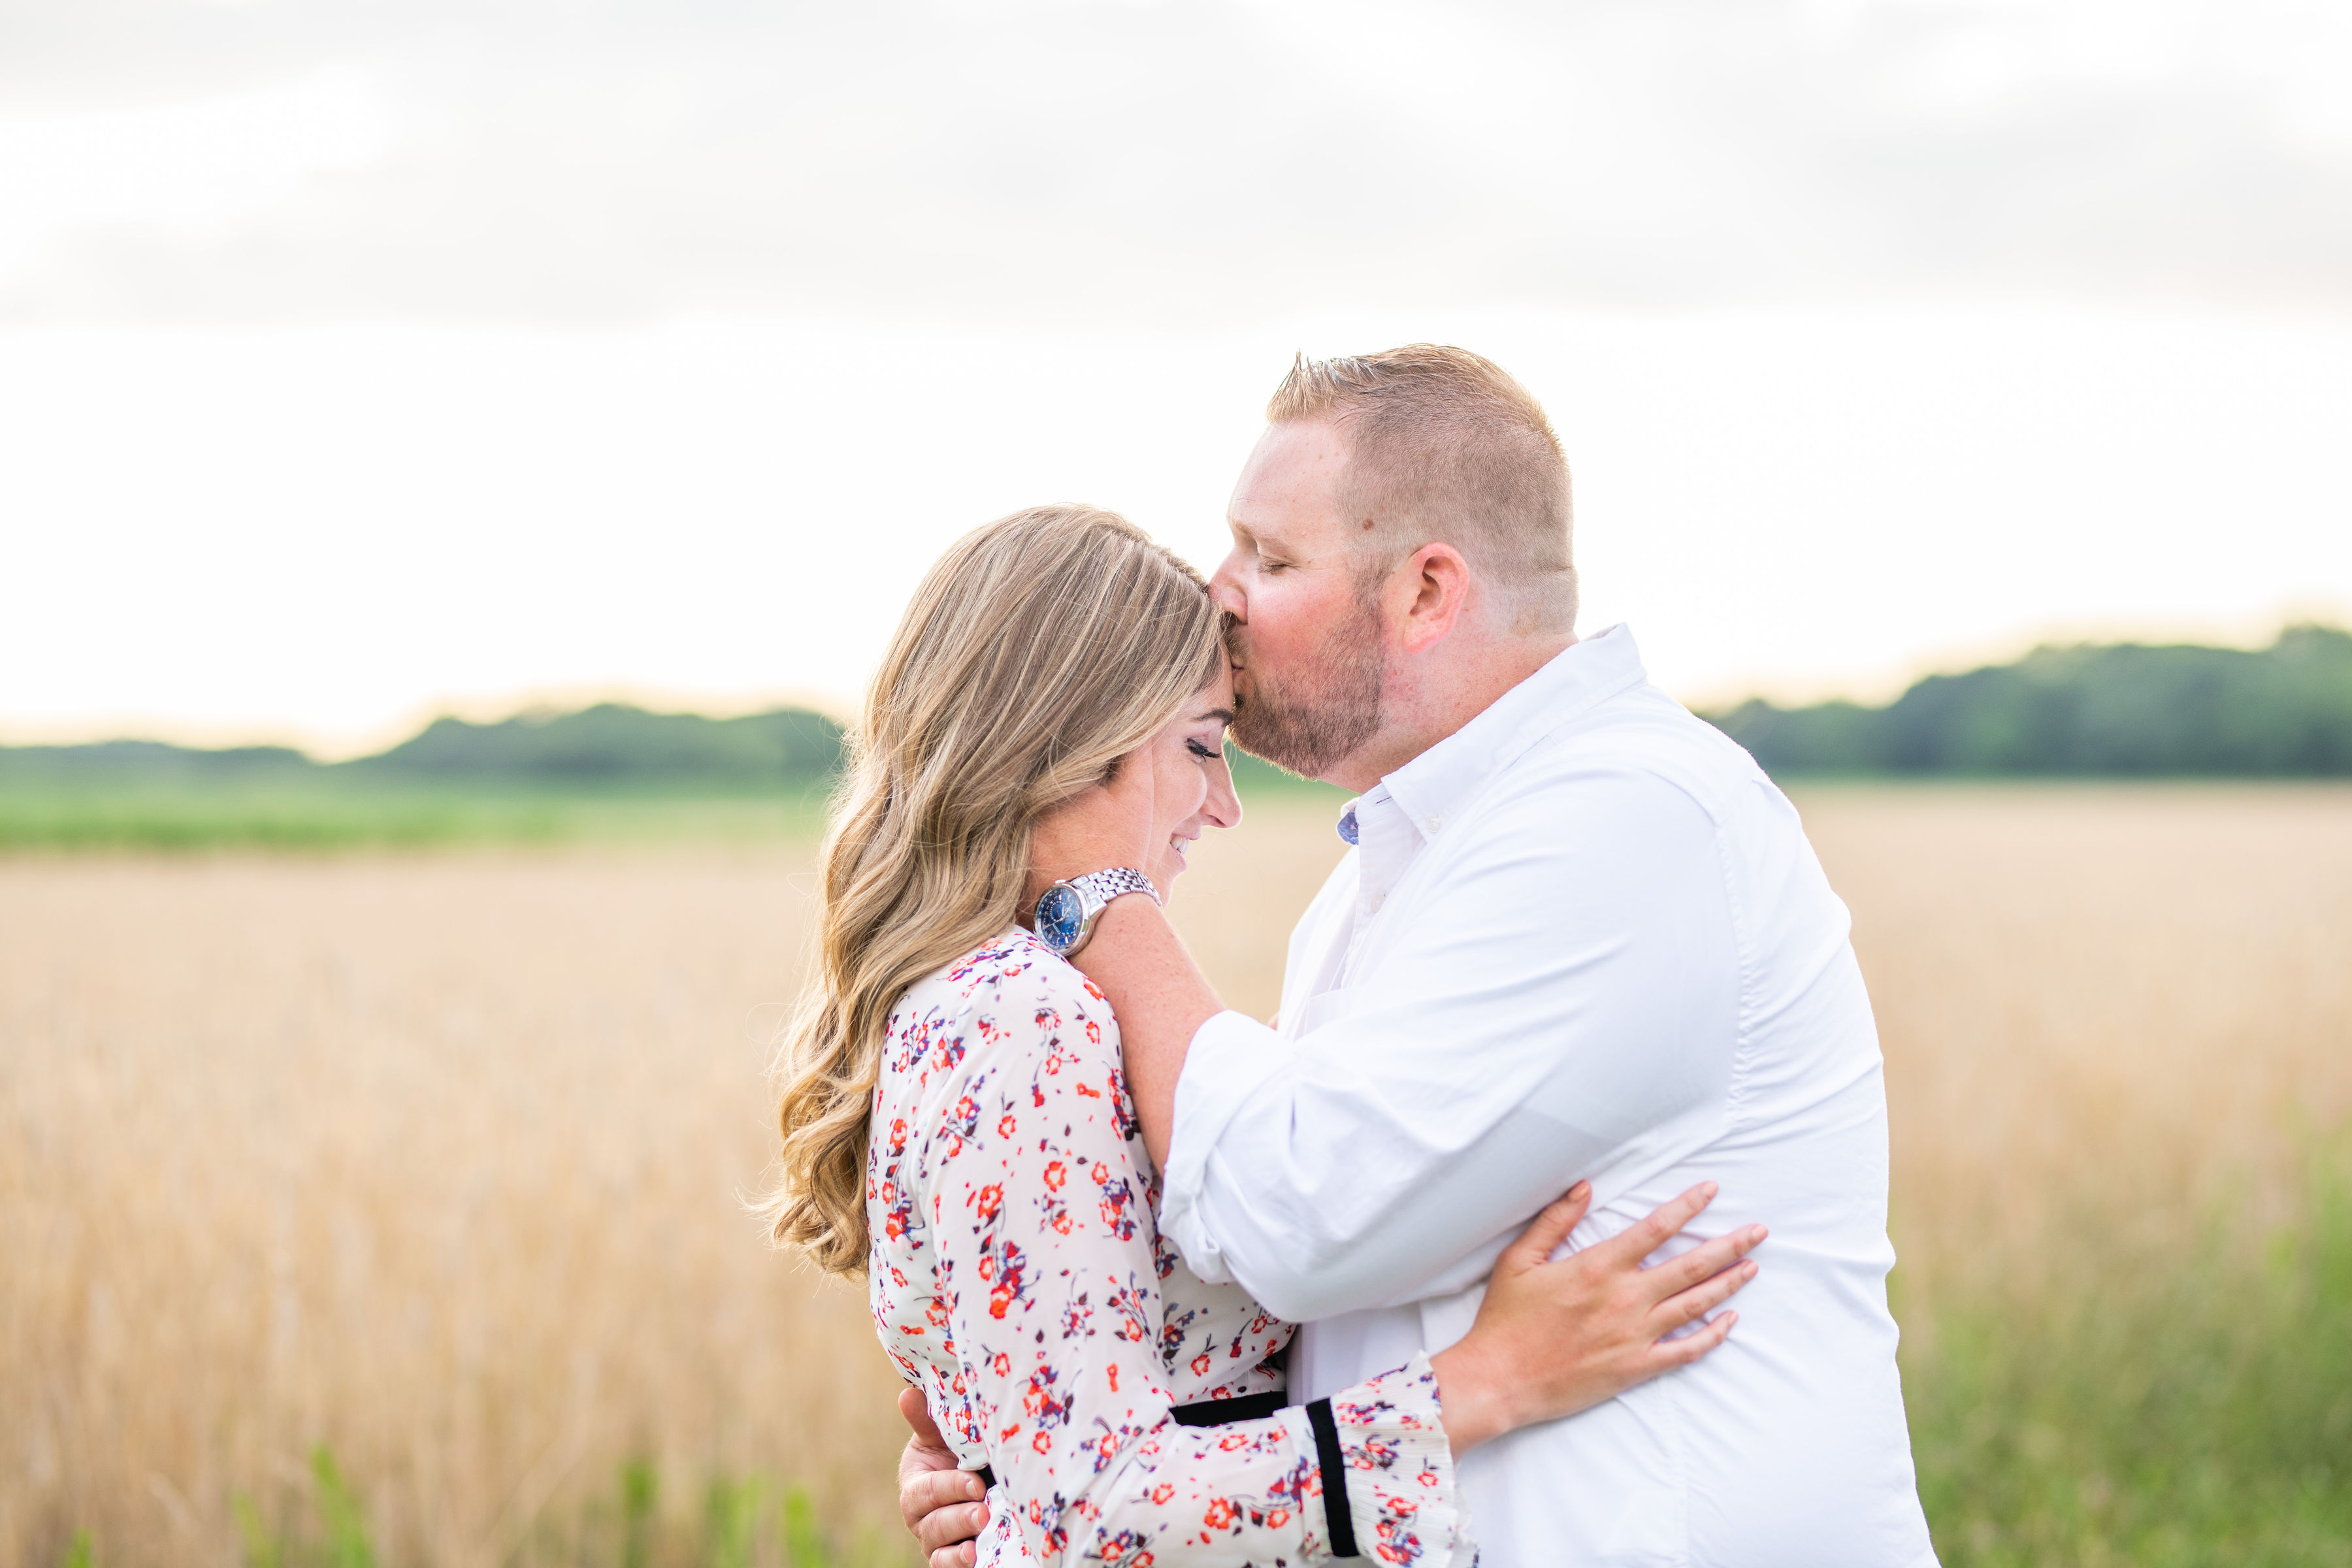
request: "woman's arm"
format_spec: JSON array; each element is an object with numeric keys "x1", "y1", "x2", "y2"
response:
[
  {"x1": 904, "y1": 1177, "x2": 1763, "y2": 1567},
  {"x1": 921, "y1": 966, "x2": 1474, "y2": 1565},
  {"x1": 1426, "y1": 1179, "x2": 1759, "y2": 1450},
  {"x1": 913, "y1": 977, "x2": 1763, "y2": 1568}
]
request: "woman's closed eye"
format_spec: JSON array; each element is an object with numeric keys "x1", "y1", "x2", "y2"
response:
[{"x1": 1185, "y1": 738, "x2": 1223, "y2": 762}]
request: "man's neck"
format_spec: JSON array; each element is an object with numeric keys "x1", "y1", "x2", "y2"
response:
[{"x1": 1326, "y1": 630, "x2": 1577, "y2": 792}]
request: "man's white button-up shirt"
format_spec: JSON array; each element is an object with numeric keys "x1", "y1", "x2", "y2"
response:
[{"x1": 1160, "y1": 625, "x2": 1937, "y2": 1567}]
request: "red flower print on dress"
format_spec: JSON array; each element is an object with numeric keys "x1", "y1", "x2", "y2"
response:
[
  {"x1": 864, "y1": 928, "x2": 1470, "y2": 1567},
  {"x1": 979, "y1": 1238, "x2": 1030, "y2": 1320},
  {"x1": 1094, "y1": 1162, "x2": 1139, "y2": 1240}
]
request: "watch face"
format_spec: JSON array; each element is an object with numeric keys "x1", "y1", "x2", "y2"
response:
[{"x1": 1036, "y1": 883, "x2": 1086, "y2": 953}]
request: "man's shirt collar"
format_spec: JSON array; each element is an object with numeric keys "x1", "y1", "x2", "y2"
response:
[{"x1": 1334, "y1": 623, "x2": 1649, "y2": 849}]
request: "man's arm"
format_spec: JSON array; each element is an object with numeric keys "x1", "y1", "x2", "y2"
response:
[
  {"x1": 1067, "y1": 894, "x2": 1219, "y2": 1172},
  {"x1": 1073, "y1": 766, "x2": 1742, "y2": 1324}
]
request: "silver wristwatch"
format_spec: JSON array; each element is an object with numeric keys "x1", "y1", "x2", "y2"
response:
[{"x1": 1033, "y1": 868, "x2": 1160, "y2": 958}]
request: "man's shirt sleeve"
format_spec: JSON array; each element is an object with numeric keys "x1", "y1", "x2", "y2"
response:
[{"x1": 1156, "y1": 764, "x2": 1744, "y2": 1324}]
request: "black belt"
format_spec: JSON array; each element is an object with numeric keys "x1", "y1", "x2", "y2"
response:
[{"x1": 967, "y1": 1388, "x2": 1354, "y2": 1554}]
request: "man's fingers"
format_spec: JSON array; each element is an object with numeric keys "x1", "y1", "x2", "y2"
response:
[
  {"x1": 1644, "y1": 1224, "x2": 1768, "y2": 1299},
  {"x1": 901, "y1": 1469, "x2": 987, "y2": 1534},
  {"x1": 1652, "y1": 1307, "x2": 1739, "y2": 1368},
  {"x1": 1654, "y1": 1258, "x2": 1758, "y2": 1330},
  {"x1": 900, "y1": 1386, "x2": 948, "y2": 1447},
  {"x1": 931, "y1": 1542, "x2": 979, "y2": 1568},
  {"x1": 1599, "y1": 1182, "x2": 1718, "y2": 1264},
  {"x1": 915, "y1": 1499, "x2": 992, "y2": 1554},
  {"x1": 906, "y1": 1469, "x2": 987, "y2": 1514},
  {"x1": 1503, "y1": 1182, "x2": 1592, "y2": 1270}
]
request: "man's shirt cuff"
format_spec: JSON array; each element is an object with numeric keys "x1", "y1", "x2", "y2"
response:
[{"x1": 1157, "y1": 1008, "x2": 1288, "y2": 1284}]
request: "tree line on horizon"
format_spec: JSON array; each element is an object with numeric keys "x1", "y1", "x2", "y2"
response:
[
  {"x1": 5, "y1": 624, "x2": 2350, "y2": 787},
  {"x1": 1703, "y1": 624, "x2": 2352, "y2": 777},
  {"x1": 0, "y1": 704, "x2": 849, "y2": 789},
  {"x1": 0, "y1": 704, "x2": 1336, "y2": 796}
]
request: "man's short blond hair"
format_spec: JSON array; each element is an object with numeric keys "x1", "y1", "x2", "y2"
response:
[{"x1": 1267, "y1": 344, "x2": 1575, "y2": 636}]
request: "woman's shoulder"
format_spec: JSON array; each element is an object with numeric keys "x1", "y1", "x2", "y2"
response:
[
  {"x1": 882, "y1": 928, "x2": 1119, "y2": 1086},
  {"x1": 921, "y1": 926, "x2": 1111, "y2": 1019}
]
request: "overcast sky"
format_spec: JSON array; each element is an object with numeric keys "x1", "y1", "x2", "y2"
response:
[{"x1": 4, "y1": 0, "x2": 2349, "y2": 749}]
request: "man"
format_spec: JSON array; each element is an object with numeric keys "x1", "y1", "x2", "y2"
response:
[{"x1": 905, "y1": 346, "x2": 1937, "y2": 1565}]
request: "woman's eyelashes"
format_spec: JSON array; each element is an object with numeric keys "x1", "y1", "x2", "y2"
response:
[{"x1": 1185, "y1": 737, "x2": 1220, "y2": 761}]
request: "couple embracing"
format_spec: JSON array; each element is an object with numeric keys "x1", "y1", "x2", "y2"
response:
[{"x1": 764, "y1": 346, "x2": 1936, "y2": 1567}]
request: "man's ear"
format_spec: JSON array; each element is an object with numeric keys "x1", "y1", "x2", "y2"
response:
[{"x1": 1396, "y1": 543, "x2": 1472, "y2": 653}]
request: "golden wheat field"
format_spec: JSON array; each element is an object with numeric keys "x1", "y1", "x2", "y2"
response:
[{"x1": 5, "y1": 787, "x2": 2351, "y2": 1567}]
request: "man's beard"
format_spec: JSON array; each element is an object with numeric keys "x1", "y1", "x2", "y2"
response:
[{"x1": 1228, "y1": 589, "x2": 1387, "y2": 781}]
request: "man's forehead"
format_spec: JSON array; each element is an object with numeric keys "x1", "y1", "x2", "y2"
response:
[
  {"x1": 1229, "y1": 419, "x2": 1350, "y2": 542},
  {"x1": 1246, "y1": 417, "x2": 1350, "y2": 487},
  {"x1": 1226, "y1": 502, "x2": 1335, "y2": 555}
]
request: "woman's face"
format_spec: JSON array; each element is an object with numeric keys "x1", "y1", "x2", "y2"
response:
[{"x1": 1136, "y1": 663, "x2": 1243, "y2": 892}]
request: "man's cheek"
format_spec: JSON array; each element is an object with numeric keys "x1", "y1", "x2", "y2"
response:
[{"x1": 1242, "y1": 590, "x2": 1290, "y2": 655}]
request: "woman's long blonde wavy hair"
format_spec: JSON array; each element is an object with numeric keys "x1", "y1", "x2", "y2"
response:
[{"x1": 762, "y1": 504, "x2": 1227, "y2": 1275}]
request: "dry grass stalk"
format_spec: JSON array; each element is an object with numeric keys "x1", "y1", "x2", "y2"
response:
[
  {"x1": 5, "y1": 789, "x2": 2349, "y2": 1564},
  {"x1": 1, "y1": 848, "x2": 907, "y2": 1566}
]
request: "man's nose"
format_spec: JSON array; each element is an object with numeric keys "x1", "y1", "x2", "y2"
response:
[{"x1": 1207, "y1": 551, "x2": 1249, "y2": 620}]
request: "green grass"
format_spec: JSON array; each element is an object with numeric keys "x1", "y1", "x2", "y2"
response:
[
  {"x1": 1903, "y1": 1136, "x2": 2352, "y2": 1566},
  {"x1": 37, "y1": 772, "x2": 2340, "y2": 1563},
  {"x1": 0, "y1": 751, "x2": 1341, "y2": 853},
  {"x1": 1225, "y1": 749, "x2": 1350, "y2": 805},
  {"x1": 50, "y1": 1159, "x2": 2352, "y2": 1566},
  {"x1": 0, "y1": 783, "x2": 835, "y2": 851},
  {"x1": 197, "y1": 1448, "x2": 887, "y2": 1568}
]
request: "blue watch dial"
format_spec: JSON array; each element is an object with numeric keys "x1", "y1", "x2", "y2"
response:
[{"x1": 1036, "y1": 884, "x2": 1086, "y2": 953}]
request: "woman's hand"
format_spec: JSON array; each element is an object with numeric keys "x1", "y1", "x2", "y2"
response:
[
  {"x1": 1427, "y1": 1182, "x2": 1764, "y2": 1455},
  {"x1": 896, "y1": 1184, "x2": 1759, "y2": 1554}
]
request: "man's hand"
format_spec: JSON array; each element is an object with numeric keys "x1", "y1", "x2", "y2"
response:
[{"x1": 896, "y1": 1386, "x2": 990, "y2": 1568}]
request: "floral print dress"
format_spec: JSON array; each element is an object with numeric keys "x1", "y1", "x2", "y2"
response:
[{"x1": 868, "y1": 928, "x2": 1473, "y2": 1567}]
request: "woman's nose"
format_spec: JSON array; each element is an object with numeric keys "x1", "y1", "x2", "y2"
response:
[{"x1": 1206, "y1": 759, "x2": 1243, "y2": 830}]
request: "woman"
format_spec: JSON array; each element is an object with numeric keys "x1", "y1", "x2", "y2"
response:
[{"x1": 764, "y1": 506, "x2": 1763, "y2": 1567}]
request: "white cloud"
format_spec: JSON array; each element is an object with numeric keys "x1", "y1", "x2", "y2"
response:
[
  {"x1": 0, "y1": 0, "x2": 2345, "y2": 320},
  {"x1": 4, "y1": 305, "x2": 2345, "y2": 747},
  {"x1": 3, "y1": 1, "x2": 2347, "y2": 742},
  {"x1": 0, "y1": 63, "x2": 400, "y2": 279}
]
